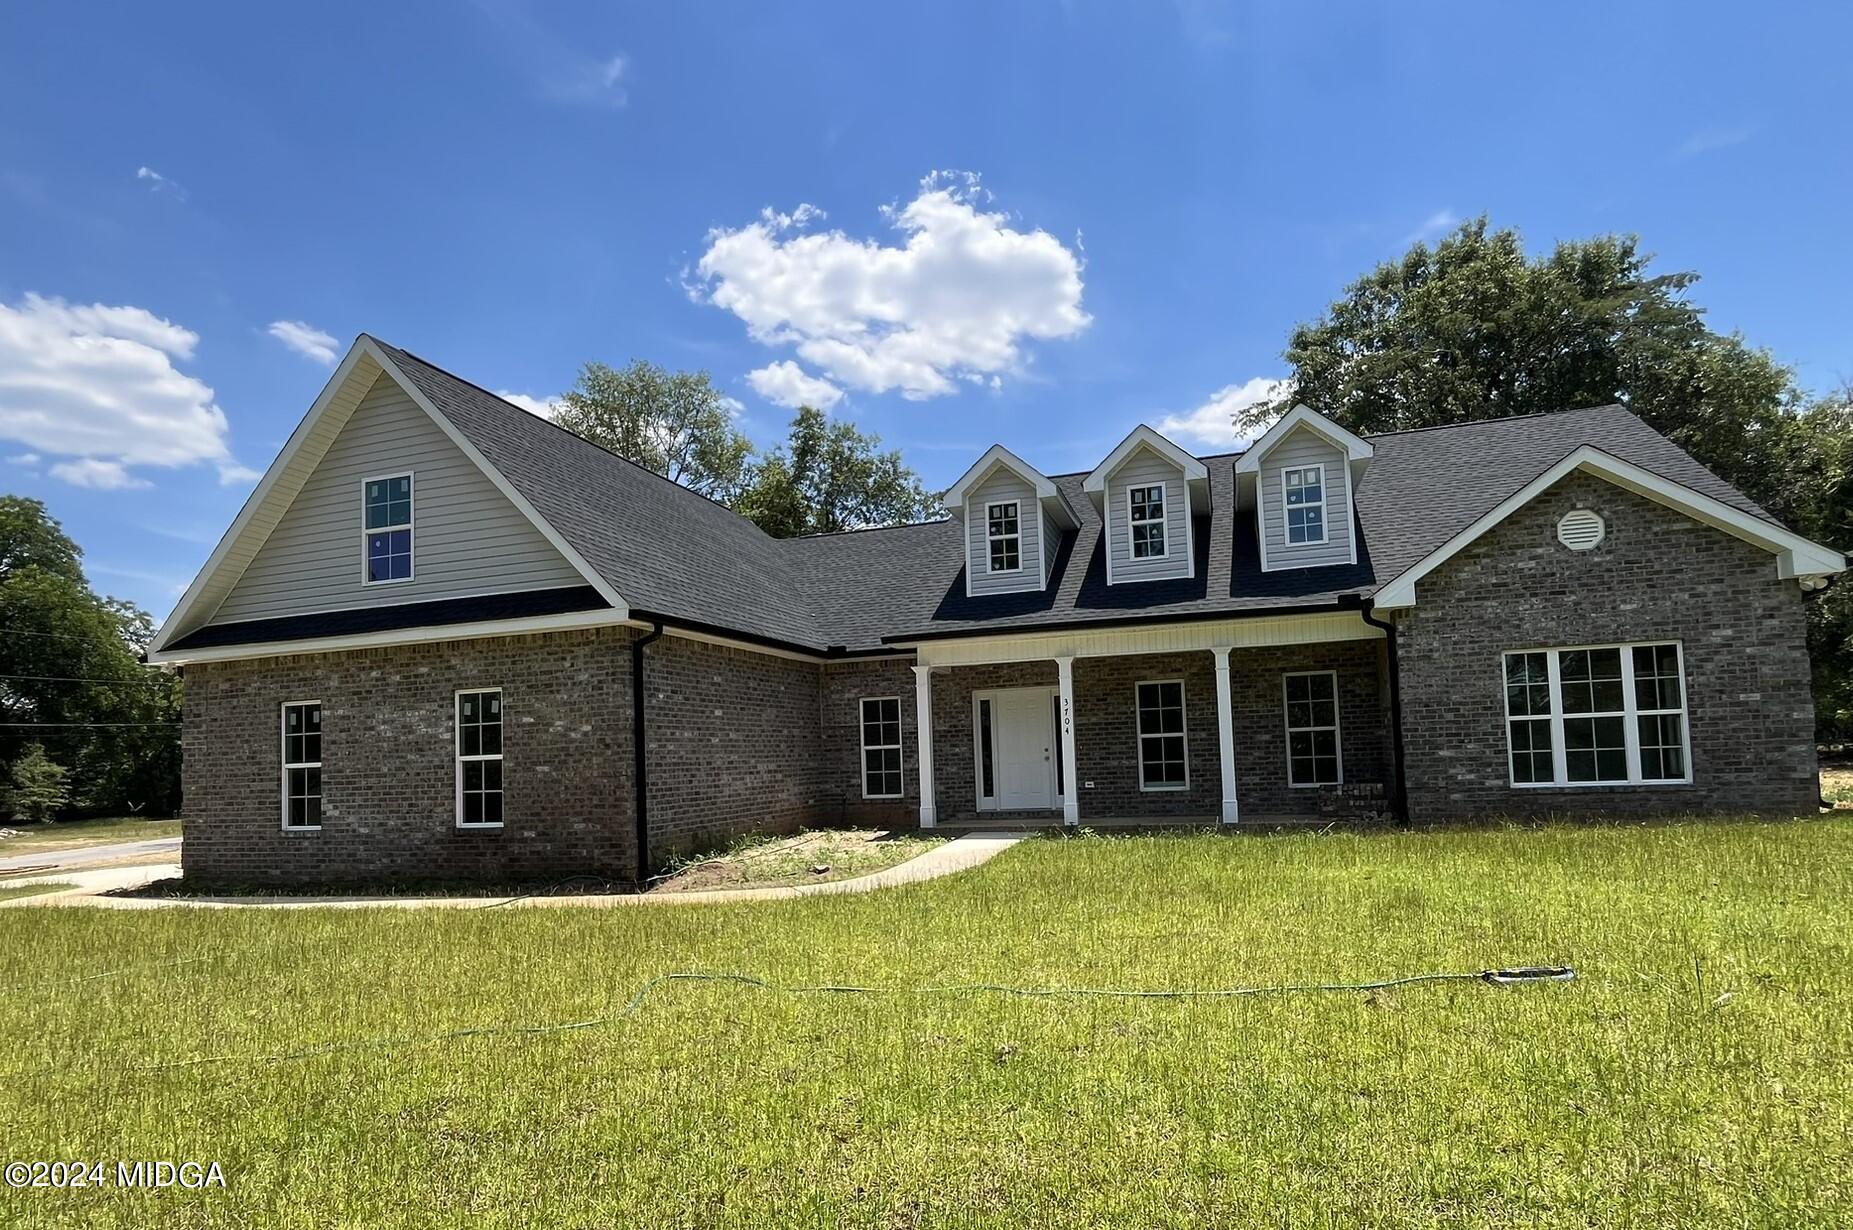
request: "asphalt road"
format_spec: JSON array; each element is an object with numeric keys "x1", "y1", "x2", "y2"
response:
[{"x1": 0, "y1": 836, "x2": 182, "y2": 873}]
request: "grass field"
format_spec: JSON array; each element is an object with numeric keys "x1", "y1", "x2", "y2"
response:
[
  {"x1": 0, "y1": 815, "x2": 181, "y2": 854},
  {"x1": 0, "y1": 882, "x2": 70, "y2": 903},
  {"x1": 1, "y1": 818, "x2": 1848, "y2": 1227}
]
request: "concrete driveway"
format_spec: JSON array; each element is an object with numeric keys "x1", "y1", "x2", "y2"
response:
[{"x1": 0, "y1": 836, "x2": 182, "y2": 874}]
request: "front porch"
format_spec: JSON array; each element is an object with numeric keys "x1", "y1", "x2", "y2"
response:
[{"x1": 903, "y1": 611, "x2": 1397, "y2": 830}]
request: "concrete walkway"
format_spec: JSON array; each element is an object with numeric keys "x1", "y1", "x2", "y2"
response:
[
  {"x1": 1, "y1": 832, "x2": 1029, "y2": 911},
  {"x1": 0, "y1": 836, "x2": 181, "y2": 874}
]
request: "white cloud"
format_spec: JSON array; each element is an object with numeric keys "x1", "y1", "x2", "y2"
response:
[
  {"x1": 746, "y1": 360, "x2": 843, "y2": 409},
  {"x1": 496, "y1": 390, "x2": 561, "y2": 419},
  {"x1": 49, "y1": 458, "x2": 151, "y2": 489},
  {"x1": 1676, "y1": 124, "x2": 1755, "y2": 160},
  {"x1": 136, "y1": 166, "x2": 187, "y2": 201},
  {"x1": 1403, "y1": 209, "x2": 1460, "y2": 246},
  {"x1": 1156, "y1": 377, "x2": 1291, "y2": 448},
  {"x1": 548, "y1": 53, "x2": 629, "y2": 106},
  {"x1": 216, "y1": 462, "x2": 262, "y2": 486},
  {"x1": 7, "y1": 452, "x2": 40, "y2": 465},
  {"x1": 267, "y1": 319, "x2": 339, "y2": 364},
  {"x1": 693, "y1": 170, "x2": 1089, "y2": 401},
  {"x1": 0, "y1": 292, "x2": 249, "y2": 491}
]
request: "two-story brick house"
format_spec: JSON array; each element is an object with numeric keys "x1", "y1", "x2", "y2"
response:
[{"x1": 147, "y1": 336, "x2": 1846, "y2": 886}]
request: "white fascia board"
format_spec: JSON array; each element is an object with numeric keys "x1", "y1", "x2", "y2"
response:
[
  {"x1": 151, "y1": 341, "x2": 382, "y2": 654},
  {"x1": 148, "y1": 607, "x2": 629, "y2": 666},
  {"x1": 1233, "y1": 404, "x2": 1373, "y2": 475},
  {"x1": 1082, "y1": 425, "x2": 1209, "y2": 497},
  {"x1": 945, "y1": 444, "x2": 1057, "y2": 512},
  {"x1": 369, "y1": 341, "x2": 627, "y2": 613},
  {"x1": 1372, "y1": 444, "x2": 1847, "y2": 609}
]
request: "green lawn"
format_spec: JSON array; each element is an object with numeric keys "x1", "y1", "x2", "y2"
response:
[
  {"x1": 0, "y1": 815, "x2": 181, "y2": 854},
  {"x1": 2, "y1": 818, "x2": 1849, "y2": 1228},
  {"x1": 0, "y1": 881, "x2": 71, "y2": 903}
]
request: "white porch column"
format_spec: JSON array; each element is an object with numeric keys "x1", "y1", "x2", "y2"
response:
[
  {"x1": 912, "y1": 665, "x2": 936, "y2": 829},
  {"x1": 1212, "y1": 646, "x2": 1239, "y2": 824},
  {"x1": 1055, "y1": 655, "x2": 1079, "y2": 825}
]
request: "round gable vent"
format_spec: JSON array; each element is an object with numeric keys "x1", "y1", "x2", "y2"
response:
[{"x1": 1557, "y1": 508, "x2": 1605, "y2": 551}]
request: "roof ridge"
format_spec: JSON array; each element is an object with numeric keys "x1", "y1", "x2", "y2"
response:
[
  {"x1": 786, "y1": 517, "x2": 955, "y2": 542},
  {"x1": 1364, "y1": 403, "x2": 1626, "y2": 441},
  {"x1": 370, "y1": 336, "x2": 782, "y2": 538}
]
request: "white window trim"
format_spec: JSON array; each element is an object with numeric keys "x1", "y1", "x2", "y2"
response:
[
  {"x1": 1135, "y1": 678, "x2": 1190, "y2": 792},
  {"x1": 280, "y1": 699, "x2": 323, "y2": 832},
  {"x1": 1127, "y1": 483, "x2": 1170, "y2": 561},
  {"x1": 1501, "y1": 642, "x2": 1694, "y2": 788},
  {"x1": 859, "y1": 696, "x2": 905, "y2": 800},
  {"x1": 1283, "y1": 464, "x2": 1329, "y2": 547},
  {"x1": 1282, "y1": 670, "x2": 1344, "y2": 788},
  {"x1": 454, "y1": 686, "x2": 505, "y2": 829},
  {"x1": 360, "y1": 470, "x2": 416, "y2": 586},
  {"x1": 985, "y1": 500, "x2": 1023, "y2": 575}
]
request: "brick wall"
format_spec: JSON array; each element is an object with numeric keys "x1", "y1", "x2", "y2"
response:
[
  {"x1": 641, "y1": 634, "x2": 827, "y2": 862},
  {"x1": 930, "y1": 660, "x2": 1059, "y2": 824},
  {"x1": 1396, "y1": 471, "x2": 1820, "y2": 821},
  {"x1": 181, "y1": 627, "x2": 636, "y2": 887},
  {"x1": 820, "y1": 658, "x2": 920, "y2": 826},
  {"x1": 1072, "y1": 652, "x2": 1221, "y2": 818},
  {"x1": 1225, "y1": 640, "x2": 1390, "y2": 818}
]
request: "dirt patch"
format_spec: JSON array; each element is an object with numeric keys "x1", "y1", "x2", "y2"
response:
[
  {"x1": 1822, "y1": 767, "x2": 1853, "y2": 808},
  {"x1": 650, "y1": 829, "x2": 941, "y2": 894}
]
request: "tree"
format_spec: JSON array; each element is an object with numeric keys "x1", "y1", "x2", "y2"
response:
[
  {"x1": 0, "y1": 496, "x2": 179, "y2": 817},
  {"x1": 737, "y1": 406, "x2": 941, "y2": 537},
  {"x1": 2, "y1": 744, "x2": 69, "y2": 824},
  {"x1": 1256, "y1": 217, "x2": 1805, "y2": 524},
  {"x1": 553, "y1": 360, "x2": 754, "y2": 501}
]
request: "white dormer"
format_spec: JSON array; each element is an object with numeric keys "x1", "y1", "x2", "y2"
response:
[
  {"x1": 1233, "y1": 404, "x2": 1373, "y2": 572},
  {"x1": 944, "y1": 444, "x2": 1078, "y2": 597},
  {"x1": 1082, "y1": 425, "x2": 1209, "y2": 585}
]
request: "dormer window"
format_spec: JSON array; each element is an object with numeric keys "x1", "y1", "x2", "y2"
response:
[
  {"x1": 363, "y1": 473, "x2": 414, "y2": 583},
  {"x1": 986, "y1": 501, "x2": 1021, "y2": 573},
  {"x1": 1130, "y1": 485, "x2": 1167, "y2": 558},
  {"x1": 1284, "y1": 465, "x2": 1325, "y2": 545}
]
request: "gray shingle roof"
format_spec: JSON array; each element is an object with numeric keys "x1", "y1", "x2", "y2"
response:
[{"x1": 376, "y1": 340, "x2": 1799, "y2": 654}]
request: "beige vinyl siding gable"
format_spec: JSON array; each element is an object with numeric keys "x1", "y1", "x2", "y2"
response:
[
  {"x1": 1259, "y1": 426, "x2": 1354, "y2": 570},
  {"x1": 209, "y1": 372, "x2": 585, "y2": 625},
  {"x1": 1106, "y1": 447, "x2": 1191, "y2": 584},
  {"x1": 965, "y1": 468, "x2": 1044, "y2": 596}
]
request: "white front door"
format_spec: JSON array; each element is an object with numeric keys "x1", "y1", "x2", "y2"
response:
[{"x1": 993, "y1": 689, "x2": 1055, "y2": 810}]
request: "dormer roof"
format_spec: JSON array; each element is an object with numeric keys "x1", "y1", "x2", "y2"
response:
[
  {"x1": 1232, "y1": 404, "x2": 1374, "y2": 476},
  {"x1": 943, "y1": 443, "x2": 1078, "y2": 528},
  {"x1": 1081, "y1": 424, "x2": 1210, "y2": 511}
]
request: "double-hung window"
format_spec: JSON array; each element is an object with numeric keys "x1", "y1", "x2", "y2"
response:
[
  {"x1": 986, "y1": 501, "x2": 1021, "y2": 573},
  {"x1": 1136, "y1": 680, "x2": 1188, "y2": 790},
  {"x1": 1283, "y1": 465, "x2": 1325, "y2": 544},
  {"x1": 281, "y1": 701, "x2": 322, "y2": 830},
  {"x1": 456, "y1": 688, "x2": 504, "y2": 826},
  {"x1": 1502, "y1": 643, "x2": 1690, "y2": 787},
  {"x1": 1129, "y1": 484, "x2": 1166, "y2": 558},
  {"x1": 363, "y1": 473, "x2": 413, "y2": 583},
  {"x1": 859, "y1": 697, "x2": 904, "y2": 799},
  {"x1": 1283, "y1": 671, "x2": 1342, "y2": 786}
]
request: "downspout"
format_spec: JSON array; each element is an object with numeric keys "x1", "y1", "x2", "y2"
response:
[
  {"x1": 1359, "y1": 600, "x2": 1408, "y2": 824},
  {"x1": 631, "y1": 621, "x2": 664, "y2": 885}
]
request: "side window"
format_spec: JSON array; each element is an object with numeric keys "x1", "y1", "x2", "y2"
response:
[
  {"x1": 986, "y1": 501, "x2": 1021, "y2": 573},
  {"x1": 1283, "y1": 672, "x2": 1341, "y2": 786},
  {"x1": 456, "y1": 689, "x2": 504, "y2": 826},
  {"x1": 859, "y1": 697, "x2": 903, "y2": 799},
  {"x1": 1283, "y1": 466, "x2": 1326, "y2": 545},
  {"x1": 1129, "y1": 484, "x2": 1166, "y2": 558},
  {"x1": 281, "y1": 701, "x2": 323, "y2": 829},
  {"x1": 363, "y1": 473, "x2": 414, "y2": 583},
  {"x1": 1502, "y1": 643, "x2": 1689, "y2": 787}
]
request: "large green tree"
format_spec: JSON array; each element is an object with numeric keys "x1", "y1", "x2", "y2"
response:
[
  {"x1": 736, "y1": 406, "x2": 940, "y2": 538},
  {"x1": 0, "y1": 496, "x2": 179, "y2": 817},
  {"x1": 553, "y1": 360, "x2": 754, "y2": 502},
  {"x1": 1261, "y1": 217, "x2": 1852, "y2": 738},
  {"x1": 1256, "y1": 217, "x2": 1808, "y2": 524}
]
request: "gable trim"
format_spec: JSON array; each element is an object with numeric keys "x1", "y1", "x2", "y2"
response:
[
  {"x1": 1371, "y1": 444, "x2": 1846, "y2": 609},
  {"x1": 1232, "y1": 404, "x2": 1373, "y2": 475},
  {"x1": 1082, "y1": 425, "x2": 1207, "y2": 494},
  {"x1": 150, "y1": 337, "x2": 626, "y2": 656},
  {"x1": 150, "y1": 606, "x2": 630, "y2": 665}
]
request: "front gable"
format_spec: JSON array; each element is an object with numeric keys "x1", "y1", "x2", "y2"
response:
[{"x1": 150, "y1": 337, "x2": 624, "y2": 662}]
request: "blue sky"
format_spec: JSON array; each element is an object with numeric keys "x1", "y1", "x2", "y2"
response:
[{"x1": 2, "y1": 2, "x2": 1849, "y2": 620}]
